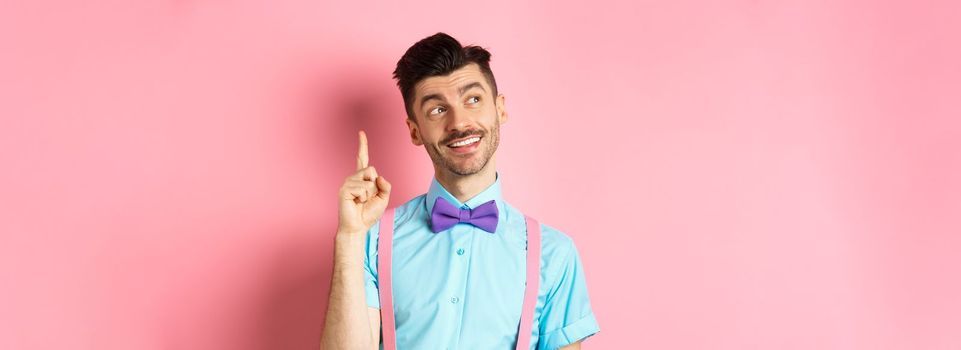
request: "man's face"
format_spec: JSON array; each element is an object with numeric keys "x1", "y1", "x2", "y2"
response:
[{"x1": 406, "y1": 63, "x2": 507, "y2": 176}]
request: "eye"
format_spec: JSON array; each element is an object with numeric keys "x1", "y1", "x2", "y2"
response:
[
  {"x1": 467, "y1": 96, "x2": 480, "y2": 104},
  {"x1": 429, "y1": 106, "x2": 446, "y2": 115}
]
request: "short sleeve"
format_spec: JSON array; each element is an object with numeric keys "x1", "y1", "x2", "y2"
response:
[
  {"x1": 537, "y1": 240, "x2": 600, "y2": 350},
  {"x1": 363, "y1": 220, "x2": 381, "y2": 309}
]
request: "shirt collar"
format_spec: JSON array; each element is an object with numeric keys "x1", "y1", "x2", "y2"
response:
[{"x1": 426, "y1": 172, "x2": 503, "y2": 215}]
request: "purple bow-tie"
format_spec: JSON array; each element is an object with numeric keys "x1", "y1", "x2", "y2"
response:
[{"x1": 430, "y1": 197, "x2": 499, "y2": 233}]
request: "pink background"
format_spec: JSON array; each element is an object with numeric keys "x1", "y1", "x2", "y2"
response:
[{"x1": 2, "y1": 1, "x2": 959, "y2": 349}]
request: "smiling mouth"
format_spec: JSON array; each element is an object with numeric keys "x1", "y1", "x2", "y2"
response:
[{"x1": 446, "y1": 136, "x2": 482, "y2": 148}]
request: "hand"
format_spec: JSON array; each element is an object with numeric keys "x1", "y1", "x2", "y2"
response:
[{"x1": 337, "y1": 130, "x2": 392, "y2": 235}]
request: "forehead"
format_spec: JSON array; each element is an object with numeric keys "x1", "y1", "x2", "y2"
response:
[{"x1": 413, "y1": 63, "x2": 491, "y2": 98}]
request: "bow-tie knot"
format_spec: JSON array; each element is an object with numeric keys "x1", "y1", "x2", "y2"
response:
[{"x1": 430, "y1": 197, "x2": 499, "y2": 233}]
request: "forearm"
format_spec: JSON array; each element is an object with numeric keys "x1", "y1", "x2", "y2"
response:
[{"x1": 321, "y1": 231, "x2": 375, "y2": 350}]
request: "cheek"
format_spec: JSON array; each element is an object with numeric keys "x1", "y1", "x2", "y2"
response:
[
  {"x1": 480, "y1": 112, "x2": 499, "y2": 129},
  {"x1": 421, "y1": 128, "x2": 446, "y2": 144}
]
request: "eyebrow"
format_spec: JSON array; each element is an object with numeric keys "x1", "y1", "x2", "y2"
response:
[{"x1": 418, "y1": 81, "x2": 487, "y2": 110}]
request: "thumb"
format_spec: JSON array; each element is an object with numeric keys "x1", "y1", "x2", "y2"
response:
[{"x1": 375, "y1": 176, "x2": 391, "y2": 200}]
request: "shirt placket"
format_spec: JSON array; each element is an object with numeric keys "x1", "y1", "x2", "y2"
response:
[{"x1": 447, "y1": 205, "x2": 475, "y2": 349}]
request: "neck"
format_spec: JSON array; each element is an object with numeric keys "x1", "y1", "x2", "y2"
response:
[{"x1": 434, "y1": 158, "x2": 497, "y2": 203}]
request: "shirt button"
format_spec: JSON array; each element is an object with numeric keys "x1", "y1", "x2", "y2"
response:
[
  {"x1": 456, "y1": 248, "x2": 465, "y2": 255},
  {"x1": 450, "y1": 297, "x2": 459, "y2": 304}
]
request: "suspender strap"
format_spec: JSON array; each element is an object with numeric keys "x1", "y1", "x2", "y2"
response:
[
  {"x1": 376, "y1": 209, "x2": 542, "y2": 350},
  {"x1": 517, "y1": 215, "x2": 541, "y2": 350},
  {"x1": 378, "y1": 208, "x2": 397, "y2": 350}
]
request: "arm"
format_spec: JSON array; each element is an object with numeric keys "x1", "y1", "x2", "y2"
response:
[
  {"x1": 320, "y1": 232, "x2": 382, "y2": 350},
  {"x1": 537, "y1": 232, "x2": 599, "y2": 350},
  {"x1": 320, "y1": 131, "x2": 391, "y2": 350},
  {"x1": 558, "y1": 341, "x2": 582, "y2": 350}
]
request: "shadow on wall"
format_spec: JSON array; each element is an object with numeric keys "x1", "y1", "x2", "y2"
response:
[
  {"x1": 309, "y1": 56, "x2": 428, "y2": 207},
  {"x1": 250, "y1": 57, "x2": 427, "y2": 350}
]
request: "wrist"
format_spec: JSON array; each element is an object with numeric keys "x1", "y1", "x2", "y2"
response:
[
  {"x1": 335, "y1": 226, "x2": 366, "y2": 237},
  {"x1": 334, "y1": 229, "x2": 367, "y2": 245}
]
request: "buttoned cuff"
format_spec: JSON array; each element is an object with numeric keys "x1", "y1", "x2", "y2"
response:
[{"x1": 538, "y1": 312, "x2": 600, "y2": 350}]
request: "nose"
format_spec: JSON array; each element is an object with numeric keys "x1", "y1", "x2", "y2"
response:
[{"x1": 444, "y1": 105, "x2": 472, "y2": 132}]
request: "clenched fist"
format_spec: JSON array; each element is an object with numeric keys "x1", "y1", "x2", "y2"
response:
[{"x1": 338, "y1": 130, "x2": 392, "y2": 235}]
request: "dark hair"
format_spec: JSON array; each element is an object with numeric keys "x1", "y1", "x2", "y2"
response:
[{"x1": 392, "y1": 32, "x2": 498, "y2": 120}]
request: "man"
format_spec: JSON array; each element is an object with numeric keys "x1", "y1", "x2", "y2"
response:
[{"x1": 321, "y1": 32, "x2": 599, "y2": 350}]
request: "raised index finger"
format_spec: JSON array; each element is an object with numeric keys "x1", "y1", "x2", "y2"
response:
[{"x1": 357, "y1": 130, "x2": 369, "y2": 170}]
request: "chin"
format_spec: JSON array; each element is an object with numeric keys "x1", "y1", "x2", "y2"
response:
[{"x1": 448, "y1": 158, "x2": 490, "y2": 176}]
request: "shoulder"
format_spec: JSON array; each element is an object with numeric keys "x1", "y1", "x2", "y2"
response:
[
  {"x1": 526, "y1": 217, "x2": 590, "y2": 308},
  {"x1": 365, "y1": 193, "x2": 427, "y2": 243},
  {"x1": 536, "y1": 221, "x2": 579, "y2": 273},
  {"x1": 393, "y1": 193, "x2": 428, "y2": 225},
  {"x1": 505, "y1": 201, "x2": 581, "y2": 285},
  {"x1": 501, "y1": 201, "x2": 579, "y2": 266},
  {"x1": 540, "y1": 222, "x2": 576, "y2": 266}
]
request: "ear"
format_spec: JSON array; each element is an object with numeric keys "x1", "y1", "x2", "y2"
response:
[
  {"x1": 406, "y1": 118, "x2": 423, "y2": 146},
  {"x1": 495, "y1": 93, "x2": 508, "y2": 124}
]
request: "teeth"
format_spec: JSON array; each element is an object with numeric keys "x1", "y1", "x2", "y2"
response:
[{"x1": 450, "y1": 137, "x2": 480, "y2": 147}]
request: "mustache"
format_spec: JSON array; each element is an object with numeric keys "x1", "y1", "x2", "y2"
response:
[{"x1": 441, "y1": 129, "x2": 485, "y2": 145}]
